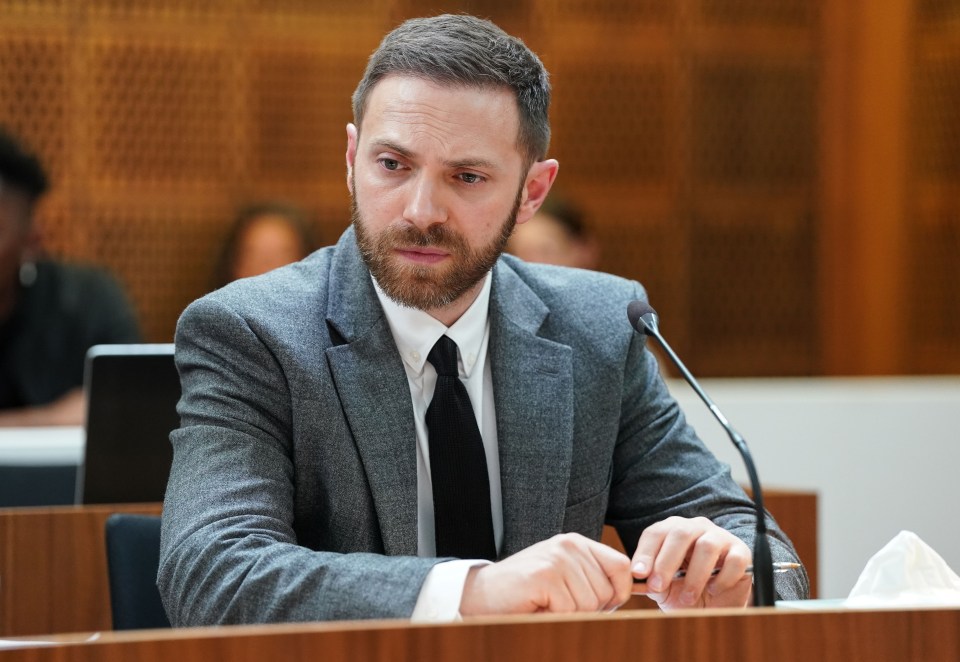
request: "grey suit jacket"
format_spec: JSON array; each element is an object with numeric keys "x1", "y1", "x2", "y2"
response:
[{"x1": 158, "y1": 227, "x2": 807, "y2": 626}]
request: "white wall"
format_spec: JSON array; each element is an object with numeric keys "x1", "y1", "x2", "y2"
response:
[{"x1": 667, "y1": 377, "x2": 960, "y2": 599}]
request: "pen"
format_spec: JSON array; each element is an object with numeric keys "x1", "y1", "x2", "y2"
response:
[{"x1": 632, "y1": 561, "x2": 802, "y2": 585}]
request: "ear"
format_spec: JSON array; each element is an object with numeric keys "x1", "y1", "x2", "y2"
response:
[
  {"x1": 515, "y1": 159, "x2": 559, "y2": 225},
  {"x1": 345, "y1": 123, "x2": 358, "y2": 195}
]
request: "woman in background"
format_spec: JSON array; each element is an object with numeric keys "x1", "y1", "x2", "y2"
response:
[{"x1": 213, "y1": 202, "x2": 316, "y2": 289}]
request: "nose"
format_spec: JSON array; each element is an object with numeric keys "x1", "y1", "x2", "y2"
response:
[{"x1": 403, "y1": 176, "x2": 447, "y2": 230}]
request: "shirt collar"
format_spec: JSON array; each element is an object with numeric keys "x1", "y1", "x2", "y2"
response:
[{"x1": 372, "y1": 272, "x2": 492, "y2": 378}]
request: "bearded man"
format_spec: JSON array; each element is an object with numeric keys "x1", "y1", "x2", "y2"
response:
[{"x1": 159, "y1": 14, "x2": 807, "y2": 626}]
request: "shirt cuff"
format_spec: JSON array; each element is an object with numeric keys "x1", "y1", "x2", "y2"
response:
[{"x1": 411, "y1": 559, "x2": 492, "y2": 622}]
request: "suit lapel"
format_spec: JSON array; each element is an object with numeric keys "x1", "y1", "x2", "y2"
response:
[
  {"x1": 489, "y1": 263, "x2": 574, "y2": 557},
  {"x1": 321, "y1": 231, "x2": 576, "y2": 559},
  {"x1": 324, "y1": 229, "x2": 419, "y2": 556}
]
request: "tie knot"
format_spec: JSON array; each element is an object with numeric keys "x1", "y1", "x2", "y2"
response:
[{"x1": 427, "y1": 335, "x2": 460, "y2": 377}]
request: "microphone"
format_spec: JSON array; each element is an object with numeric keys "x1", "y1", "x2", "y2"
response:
[{"x1": 627, "y1": 300, "x2": 776, "y2": 607}]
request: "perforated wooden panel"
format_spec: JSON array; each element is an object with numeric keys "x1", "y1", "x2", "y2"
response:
[
  {"x1": 86, "y1": 40, "x2": 234, "y2": 187},
  {"x1": 908, "y1": 0, "x2": 960, "y2": 371},
  {"x1": 541, "y1": 1, "x2": 820, "y2": 374},
  {"x1": 917, "y1": 0, "x2": 960, "y2": 21},
  {"x1": 0, "y1": 32, "x2": 69, "y2": 185},
  {"x1": 0, "y1": 5, "x2": 378, "y2": 342},
  {"x1": 250, "y1": 49, "x2": 353, "y2": 185},
  {"x1": 699, "y1": 0, "x2": 814, "y2": 25},
  {"x1": 13, "y1": 1, "x2": 943, "y2": 377},
  {"x1": 686, "y1": 56, "x2": 817, "y2": 373},
  {"x1": 554, "y1": 63, "x2": 669, "y2": 185},
  {"x1": 556, "y1": 0, "x2": 671, "y2": 23},
  {"x1": 692, "y1": 60, "x2": 815, "y2": 185}
]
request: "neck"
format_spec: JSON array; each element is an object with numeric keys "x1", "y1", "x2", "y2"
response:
[{"x1": 425, "y1": 278, "x2": 486, "y2": 327}]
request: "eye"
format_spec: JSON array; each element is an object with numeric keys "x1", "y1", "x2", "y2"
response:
[
  {"x1": 458, "y1": 172, "x2": 484, "y2": 185},
  {"x1": 379, "y1": 158, "x2": 401, "y2": 171}
]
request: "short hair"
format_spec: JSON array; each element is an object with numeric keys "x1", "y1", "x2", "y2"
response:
[
  {"x1": 0, "y1": 126, "x2": 49, "y2": 206},
  {"x1": 351, "y1": 14, "x2": 551, "y2": 167}
]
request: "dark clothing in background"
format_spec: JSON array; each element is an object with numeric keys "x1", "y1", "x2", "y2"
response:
[{"x1": 0, "y1": 261, "x2": 141, "y2": 409}]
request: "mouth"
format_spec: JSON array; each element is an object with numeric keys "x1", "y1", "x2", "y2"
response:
[{"x1": 394, "y1": 246, "x2": 450, "y2": 265}]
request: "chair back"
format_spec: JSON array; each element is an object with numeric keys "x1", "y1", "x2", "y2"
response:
[{"x1": 104, "y1": 513, "x2": 171, "y2": 630}]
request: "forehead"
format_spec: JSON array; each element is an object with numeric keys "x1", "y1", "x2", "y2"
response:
[{"x1": 359, "y1": 75, "x2": 523, "y2": 164}]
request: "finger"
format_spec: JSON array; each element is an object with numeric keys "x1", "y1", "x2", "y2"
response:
[
  {"x1": 559, "y1": 538, "x2": 627, "y2": 612},
  {"x1": 546, "y1": 535, "x2": 615, "y2": 613},
  {"x1": 706, "y1": 543, "x2": 751, "y2": 597},
  {"x1": 672, "y1": 530, "x2": 728, "y2": 606},
  {"x1": 647, "y1": 523, "x2": 699, "y2": 594},
  {"x1": 586, "y1": 542, "x2": 632, "y2": 609},
  {"x1": 631, "y1": 522, "x2": 669, "y2": 582},
  {"x1": 706, "y1": 573, "x2": 753, "y2": 608}
]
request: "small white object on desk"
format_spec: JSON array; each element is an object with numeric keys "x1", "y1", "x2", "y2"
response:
[
  {"x1": 845, "y1": 530, "x2": 960, "y2": 608},
  {"x1": 778, "y1": 530, "x2": 960, "y2": 609}
]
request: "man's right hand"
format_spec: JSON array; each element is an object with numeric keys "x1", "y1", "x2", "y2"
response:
[{"x1": 458, "y1": 533, "x2": 633, "y2": 616}]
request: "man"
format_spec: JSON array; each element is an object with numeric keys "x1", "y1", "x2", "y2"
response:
[
  {"x1": 0, "y1": 127, "x2": 140, "y2": 426},
  {"x1": 159, "y1": 15, "x2": 807, "y2": 625}
]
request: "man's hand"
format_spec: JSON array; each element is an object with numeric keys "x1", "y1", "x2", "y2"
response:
[
  {"x1": 458, "y1": 533, "x2": 633, "y2": 616},
  {"x1": 630, "y1": 516, "x2": 752, "y2": 610}
]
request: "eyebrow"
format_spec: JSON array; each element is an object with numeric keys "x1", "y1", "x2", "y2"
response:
[{"x1": 369, "y1": 139, "x2": 501, "y2": 171}]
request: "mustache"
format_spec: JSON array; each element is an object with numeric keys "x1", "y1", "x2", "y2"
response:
[{"x1": 380, "y1": 223, "x2": 465, "y2": 251}]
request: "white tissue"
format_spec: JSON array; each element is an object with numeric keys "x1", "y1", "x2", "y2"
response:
[{"x1": 845, "y1": 530, "x2": 960, "y2": 607}]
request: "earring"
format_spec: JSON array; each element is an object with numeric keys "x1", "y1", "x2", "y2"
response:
[{"x1": 19, "y1": 260, "x2": 37, "y2": 287}]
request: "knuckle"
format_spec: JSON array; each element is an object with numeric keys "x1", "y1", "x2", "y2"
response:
[
  {"x1": 695, "y1": 535, "x2": 723, "y2": 556},
  {"x1": 552, "y1": 532, "x2": 583, "y2": 552},
  {"x1": 597, "y1": 583, "x2": 616, "y2": 607}
]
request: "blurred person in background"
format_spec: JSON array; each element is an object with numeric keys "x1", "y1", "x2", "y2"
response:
[
  {"x1": 0, "y1": 126, "x2": 140, "y2": 426},
  {"x1": 213, "y1": 201, "x2": 316, "y2": 289},
  {"x1": 505, "y1": 194, "x2": 599, "y2": 270}
]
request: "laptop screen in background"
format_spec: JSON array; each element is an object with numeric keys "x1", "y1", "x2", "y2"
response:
[{"x1": 77, "y1": 344, "x2": 179, "y2": 505}]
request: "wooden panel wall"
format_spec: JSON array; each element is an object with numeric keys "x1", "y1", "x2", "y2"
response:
[
  {"x1": 0, "y1": 503, "x2": 163, "y2": 637},
  {"x1": 908, "y1": 0, "x2": 960, "y2": 372},
  {"x1": 0, "y1": 0, "x2": 957, "y2": 375}
]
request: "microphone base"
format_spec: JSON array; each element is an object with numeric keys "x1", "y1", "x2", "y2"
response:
[{"x1": 752, "y1": 532, "x2": 777, "y2": 607}]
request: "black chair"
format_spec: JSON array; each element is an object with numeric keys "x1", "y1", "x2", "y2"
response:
[{"x1": 104, "y1": 513, "x2": 171, "y2": 630}]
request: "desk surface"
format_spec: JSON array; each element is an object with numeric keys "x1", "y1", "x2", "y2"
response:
[
  {"x1": 0, "y1": 427, "x2": 83, "y2": 465},
  {"x1": 1, "y1": 607, "x2": 958, "y2": 662}
]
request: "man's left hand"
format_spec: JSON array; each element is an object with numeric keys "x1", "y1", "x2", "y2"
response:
[{"x1": 630, "y1": 516, "x2": 752, "y2": 610}]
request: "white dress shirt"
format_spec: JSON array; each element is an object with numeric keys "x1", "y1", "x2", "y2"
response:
[{"x1": 371, "y1": 273, "x2": 501, "y2": 620}]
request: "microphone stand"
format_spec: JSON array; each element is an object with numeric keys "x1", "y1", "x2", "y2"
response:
[{"x1": 628, "y1": 302, "x2": 776, "y2": 607}]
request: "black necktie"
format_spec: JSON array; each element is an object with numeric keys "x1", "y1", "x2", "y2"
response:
[{"x1": 425, "y1": 335, "x2": 497, "y2": 560}]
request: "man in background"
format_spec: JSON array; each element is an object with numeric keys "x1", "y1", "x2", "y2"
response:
[{"x1": 0, "y1": 127, "x2": 140, "y2": 426}]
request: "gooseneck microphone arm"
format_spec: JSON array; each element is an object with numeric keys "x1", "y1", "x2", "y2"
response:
[{"x1": 627, "y1": 300, "x2": 776, "y2": 607}]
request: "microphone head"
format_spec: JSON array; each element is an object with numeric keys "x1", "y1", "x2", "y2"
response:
[{"x1": 627, "y1": 300, "x2": 659, "y2": 336}]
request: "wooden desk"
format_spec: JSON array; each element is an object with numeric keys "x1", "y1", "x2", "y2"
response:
[
  {"x1": 0, "y1": 503, "x2": 162, "y2": 637},
  {"x1": 2, "y1": 608, "x2": 958, "y2": 662},
  {"x1": 0, "y1": 491, "x2": 815, "y2": 637}
]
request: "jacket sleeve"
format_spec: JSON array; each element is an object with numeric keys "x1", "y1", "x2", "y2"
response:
[
  {"x1": 605, "y1": 283, "x2": 810, "y2": 602},
  {"x1": 157, "y1": 294, "x2": 440, "y2": 626}
]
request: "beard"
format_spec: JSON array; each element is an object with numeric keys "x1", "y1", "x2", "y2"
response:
[{"x1": 352, "y1": 184, "x2": 522, "y2": 311}]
